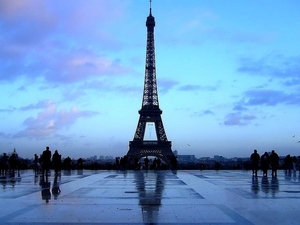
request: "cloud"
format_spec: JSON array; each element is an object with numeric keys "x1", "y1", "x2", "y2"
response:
[
  {"x1": 13, "y1": 100, "x2": 98, "y2": 139},
  {"x1": 0, "y1": 107, "x2": 17, "y2": 113},
  {"x1": 45, "y1": 49, "x2": 132, "y2": 83},
  {"x1": 158, "y1": 79, "x2": 179, "y2": 93},
  {"x1": 0, "y1": 0, "x2": 57, "y2": 46},
  {"x1": 192, "y1": 109, "x2": 215, "y2": 117},
  {"x1": 182, "y1": 24, "x2": 273, "y2": 46},
  {"x1": 241, "y1": 89, "x2": 300, "y2": 107},
  {"x1": 61, "y1": 89, "x2": 87, "y2": 102},
  {"x1": 283, "y1": 79, "x2": 300, "y2": 87},
  {"x1": 232, "y1": 104, "x2": 248, "y2": 111},
  {"x1": 20, "y1": 100, "x2": 52, "y2": 111},
  {"x1": 224, "y1": 112, "x2": 256, "y2": 126},
  {"x1": 0, "y1": 44, "x2": 132, "y2": 83},
  {"x1": 0, "y1": 0, "x2": 130, "y2": 83},
  {"x1": 79, "y1": 80, "x2": 141, "y2": 96},
  {"x1": 238, "y1": 54, "x2": 300, "y2": 84},
  {"x1": 178, "y1": 84, "x2": 218, "y2": 91},
  {"x1": 203, "y1": 110, "x2": 214, "y2": 116}
]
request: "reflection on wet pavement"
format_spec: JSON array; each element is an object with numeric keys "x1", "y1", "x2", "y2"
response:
[{"x1": 1, "y1": 169, "x2": 300, "y2": 224}]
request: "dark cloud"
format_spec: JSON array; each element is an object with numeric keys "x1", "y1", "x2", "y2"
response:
[
  {"x1": 227, "y1": 88, "x2": 300, "y2": 126},
  {"x1": 242, "y1": 89, "x2": 300, "y2": 107},
  {"x1": 244, "y1": 89, "x2": 287, "y2": 106},
  {"x1": 232, "y1": 104, "x2": 248, "y2": 111},
  {"x1": 178, "y1": 84, "x2": 201, "y2": 91},
  {"x1": 283, "y1": 79, "x2": 300, "y2": 87},
  {"x1": 193, "y1": 109, "x2": 215, "y2": 117},
  {"x1": 0, "y1": 107, "x2": 17, "y2": 113},
  {"x1": 224, "y1": 112, "x2": 256, "y2": 126},
  {"x1": 238, "y1": 54, "x2": 300, "y2": 85},
  {"x1": 203, "y1": 110, "x2": 214, "y2": 115},
  {"x1": 157, "y1": 79, "x2": 179, "y2": 93}
]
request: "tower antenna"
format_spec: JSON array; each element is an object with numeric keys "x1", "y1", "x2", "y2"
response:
[{"x1": 150, "y1": 0, "x2": 152, "y2": 14}]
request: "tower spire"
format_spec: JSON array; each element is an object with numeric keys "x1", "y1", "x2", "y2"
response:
[{"x1": 150, "y1": 0, "x2": 152, "y2": 15}]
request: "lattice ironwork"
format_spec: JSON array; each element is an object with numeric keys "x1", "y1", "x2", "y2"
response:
[{"x1": 126, "y1": 3, "x2": 175, "y2": 168}]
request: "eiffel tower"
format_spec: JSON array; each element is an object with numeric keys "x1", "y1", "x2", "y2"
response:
[{"x1": 126, "y1": 1, "x2": 176, "y2": 168}]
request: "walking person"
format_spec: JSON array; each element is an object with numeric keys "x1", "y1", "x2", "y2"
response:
[
  {"x1": 292, "y1": 156, "x2": 298, "y2": 173},
  {"x1": 9, "y1": 149, "x2": 19, "y2": 177},
  {"x1": 144, "y1": 156, "x2": 149, "y2": 170},
  {"x1": 1, "y1": 153, "x2": 9, "y2": 175},
  {"x1": 33, "y1": 154, "x2": 40, "y2": 175},
  {"x1": 284, "y1": 154, "x2": 293, "y2": 174},
  {"x1": 41, "y1": 146, "x2": 52, "y2": 178},
  {"x1": 250, "y1": 149, "x2": 260, "y2": 176},
  {"x1": 52, "y1": 150, "x2": 61, "y2": 175},
  {"x1": 261, "y1": 152, "x2": 270, "y2": 177},
  {"x1": 269, "y1": 150, "x2": 279, "y2": 177}
]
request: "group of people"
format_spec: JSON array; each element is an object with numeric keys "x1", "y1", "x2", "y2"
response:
[
  {"x1": 250, "y1": 149, "x2": 299, "y2": 177},
  {"x1": 34, "y1": 146, "x2": 64, "y2": 177},
  {"x1": 116, "y1": 155, "x2": 178, "y2": 171},
  {"x1": 0, "y1": 149, "x2": 20, "y2": 176}
]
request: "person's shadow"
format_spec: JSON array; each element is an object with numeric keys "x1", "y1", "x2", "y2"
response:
[
  {"x1": 40, "y1": 176, "x2": 51, "y2": 203},
  {"x1": 52, "y1": 174, "x2": 61, "y2": 199},
  {"x1": 261, "y1": 176, "x2": 269, "y2": 194},
  {"x1": 251, "y1": 176, "x2": 259, "y2": 195}
]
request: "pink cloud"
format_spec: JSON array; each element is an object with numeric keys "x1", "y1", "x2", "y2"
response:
[
  {"x1": 13, "y1": 100, "x2": 98, "y2": 138},
  {"x1": 0, "y1": 1, "x2": 130, "y2": 83},
  {"x1": 45, "y1": 48, "x2": 132, "y2": 83}
]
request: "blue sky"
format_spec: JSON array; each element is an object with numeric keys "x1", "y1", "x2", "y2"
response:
[{"x1": 1, "y1": 0, "x2": 300, "y2": 159}]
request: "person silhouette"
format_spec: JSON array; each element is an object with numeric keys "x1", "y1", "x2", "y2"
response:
[
  {"x1": 144, "y1": 156, "x2": 149, "y2": 170},
  {"x1": 261, "y1": 152, "x2": 270, "y2": 177},
  {"x1": 52, "y1": 150, "x2": 61, "y2": 175},
  {"x1": 250, "y1": 149, "x2": 260, "y2": 176},
  {"x1": 33, "y1": 154, "x2": 40, "y2": 175},
  {"x1": 1, "y1": 153, "x2": 9, "y2": 175},
  {"x1": 41, "y1": 146, "x2": 52, "y2": 178},
  {"x1": 269, "y1": 150, "x2": 279, "y2": 177}
]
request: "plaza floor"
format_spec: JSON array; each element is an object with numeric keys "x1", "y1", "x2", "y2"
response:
[{"x1": 0, "y1": 169, "x2": 300, "y2": 224}]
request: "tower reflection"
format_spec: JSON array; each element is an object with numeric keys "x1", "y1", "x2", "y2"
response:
[{"x1": 134, "y1": 171, "x2": 165, "y2": 223}]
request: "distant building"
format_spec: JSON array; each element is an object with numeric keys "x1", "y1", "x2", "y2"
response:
[
  {"x1": 214, "y1": 155, "x2": 225, "y2": 161},
  {"x1": 199, "y1": 157, "x2": 210, "y2": 161},
  {"x1": 177, "y1": 155, "x2": 196, "y2": 162}
]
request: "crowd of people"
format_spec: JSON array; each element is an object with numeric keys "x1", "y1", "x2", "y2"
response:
[
  {"x1": 115, "y1": 155, "x2": 178, "y2": 171},
  {"x1": 1, "y1": 147, "x2": 300, "y2": 176},
  {"x1": 250, "y1": 149, "x2": 299, "y2": 177},
  {"x1": 0, "y1": 146, "x2": 78, "y2": 178},
  {"x1": 0, "y1": 149, "x2": 20, "y2": 177},
  {"x1": 34, "y1": 146, "x2": 80, "y2": 177}
]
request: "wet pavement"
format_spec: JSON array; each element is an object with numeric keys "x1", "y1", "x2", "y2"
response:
[{"x1": 0, "y1": 169, "x2": 300, "y2": 224}]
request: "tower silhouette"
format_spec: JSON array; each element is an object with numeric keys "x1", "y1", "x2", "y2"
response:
[{"x1": 126, "y1": 1, "x2": 176, "y2": 168}]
